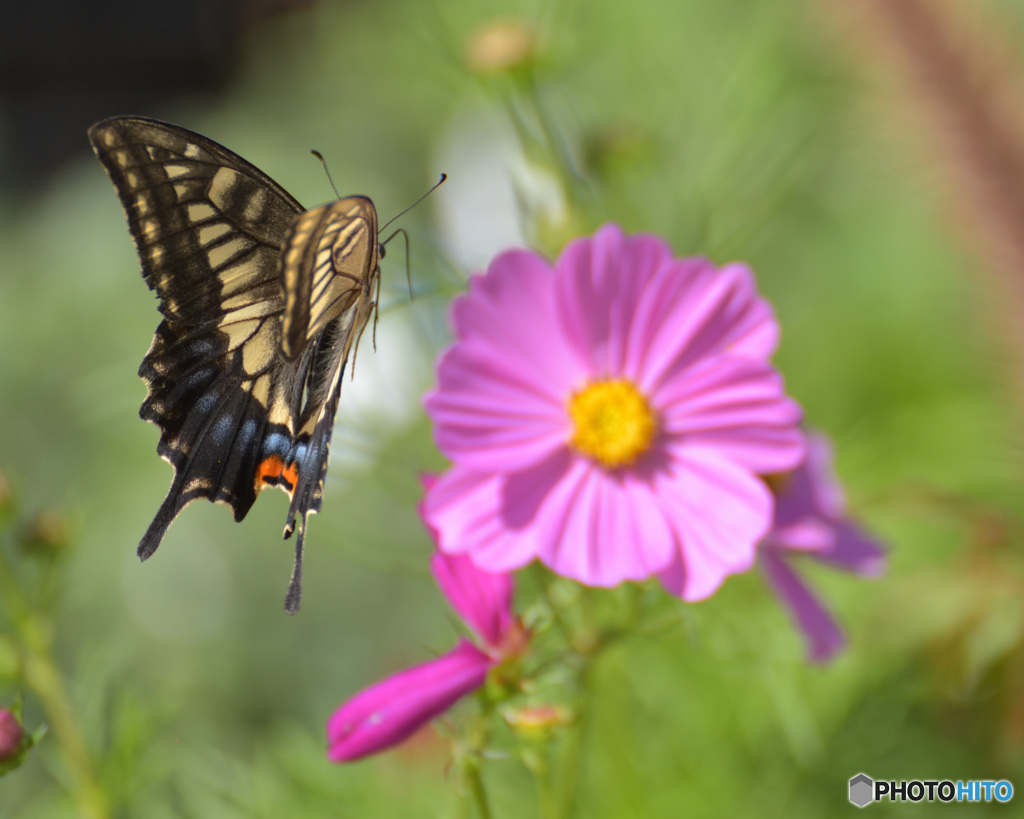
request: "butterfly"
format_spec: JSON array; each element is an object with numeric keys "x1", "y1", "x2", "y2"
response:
[{"x1": 89, "y1": 116, "x2": 386, "y2": 613}]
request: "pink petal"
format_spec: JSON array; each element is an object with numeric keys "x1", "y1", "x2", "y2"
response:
[
  {"x1": 816, "y1": 521, "x2": 887, "y2": 577},
  {"x1": 525, "y1": 458, "x2": 677, "y2": 586},
  {"x1": 500, "y1": 447, "x2": 574, "y2": 528},
  {"x1": 451, "y1": 249, "x2": 584, "y2": 390},
  {"x1": 554, "y1": 224, "x2": 674, "y2": 376},
  {"x1": 770, "y1": 434, "x2": 842, "y2": 530},
  {"x1": 627, "y1": 260, "x2": 779, "y2": 392},
  {"x1": 422, "y1": 464, "x2": 540, "y2": 572},
  {"x1": 655, "y1": 447, "x2": 774, "y2": 600},
  {"x1": 802, "y1": 433, "x2": 847, "y2": 518},
  {"x1": 424, "y1": 342, "x2": 569, "y2": 471},
  {"x1": 712, "y1": 263, "x2": 780, "y2": 359},
  {"x1": 657, "y1": 355, "x2": 805, "y2": 474},
  {"x1": 425, "y1": 246, "x2": 591, "y2": 472},
  {"x1": 327, "y1": 640, "x2": 492, "y2": 762},
  {"x1": 430, "y1": 551, "x2": 514, "y2": 650},
  {"x1": 758, "y1": 549, "x2": 846, "y2": 663},
  {"x1": 769, "y1": 430, "x2": 886, "y2": 574},
  {"x1": 768, "y1": 519, "x2": 837, "y2": 552}
]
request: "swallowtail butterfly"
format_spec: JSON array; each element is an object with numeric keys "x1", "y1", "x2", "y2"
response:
[{"x1": 89, "y1": 116, "x2": 385, "y2": 614}]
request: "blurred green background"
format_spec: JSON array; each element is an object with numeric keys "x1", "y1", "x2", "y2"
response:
[{"x1": 2, "y1": 0, "x2": 1024, "y2": 815}]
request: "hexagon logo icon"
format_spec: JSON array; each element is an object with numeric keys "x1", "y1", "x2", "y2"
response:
[{"x1": 849, "y1": 773, "x2": 874, "y2": 808}]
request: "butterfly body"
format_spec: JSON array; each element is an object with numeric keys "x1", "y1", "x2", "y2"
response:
[{"x1": 89, "y1": 116, "x2": 380, "y2": 613}]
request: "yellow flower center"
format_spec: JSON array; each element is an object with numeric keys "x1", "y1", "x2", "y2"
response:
[{"x1": 567, "y1": 379, "x2": 657, "y2": 468}]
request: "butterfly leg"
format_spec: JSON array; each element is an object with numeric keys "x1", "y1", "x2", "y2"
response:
[{"x1": 352, "y1": 300, "x2": 377, "y2": 378}]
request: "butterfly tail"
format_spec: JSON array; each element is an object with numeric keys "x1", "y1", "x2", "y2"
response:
[
  {"x1": 138, "y1": 483, "x2": 187, "y2": 561},
  {"x1": 278, "y1": 378, "x2": 340, "y2": 615},
  {"x1": 283, "y1": 517, "x2": 307, "y2": 614}
]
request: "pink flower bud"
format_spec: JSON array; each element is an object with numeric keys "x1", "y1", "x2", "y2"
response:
[
  {"x1": 327, "y1": 640, "x2": 493, "y2": 762},
  {"x1": 0, "y1": 708, "x2": 24, "y2": 761}
]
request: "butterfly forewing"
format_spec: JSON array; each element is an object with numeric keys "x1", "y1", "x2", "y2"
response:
[
  {"x1": 279, "y1": 197, "x2": 378, "y2": 361},
  {"x1": 89, "y1": 116, "x2": 380, "y2": 612}
]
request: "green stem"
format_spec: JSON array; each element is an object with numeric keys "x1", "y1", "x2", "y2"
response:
[
  {"x1": 524, "y1": 73, "x2": 585, "y2": 206},
  {"x1": 464, "y1": 759, "x2": 493, "y2": 819},
  {"x1": 496, "y1": 77, "x2": 585, "y2": 256},
  {"x1": 529, "y1": 564, "x2": 577, "y2": 648},
  {"x1": 0, "y1": 549, "x2": 110, "y2": 819},
  {"x1": 23, "y1": 649, "x2": 110, "y2": 819},
  {"x1": 555, "y1": 660, "x2": 593, "y2": 819},
  {"x1": 456, "y1": 695, "x2": 497, "y2": 819},
  {"x1": 523, "y1": 746, "x2": 560, "y2": 819},
  {"x1": 499, "y1": 74, "x2": 582, "y2": 205},
  {"x1": 0, "y1": 545, "x2": 31, "y2": 625}
]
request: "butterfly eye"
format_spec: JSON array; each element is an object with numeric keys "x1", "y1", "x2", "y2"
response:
[{"x1": 378, "y1": 244, "x2": 386, "y2": 260}]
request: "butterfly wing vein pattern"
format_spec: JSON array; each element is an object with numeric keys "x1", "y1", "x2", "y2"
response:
[{"x1": 88, "y1": 116, "x2": 380, "y2": 613}]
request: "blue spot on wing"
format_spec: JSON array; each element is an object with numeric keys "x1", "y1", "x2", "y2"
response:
[
  {"x1": 194, "y1": 392, "x2": 218, "y2": 414},
  {"x1": 210, "y1": 414, "x2": 235, "y2": 445},
  {"x1": 237, "y1": 418, "x2": 258, "y2": 450},
  {"x1": 262, "y1": 431, "x2": 291, "y2": 458}
]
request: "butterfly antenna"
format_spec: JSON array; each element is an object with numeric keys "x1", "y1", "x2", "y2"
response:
[
  {"x1": 310, "y1": 149, "x2": 342, "y2": 200},
  {"x1": 350, "y1": 175, "x2": 446, "y2": 381},
  {"x1": 379, "y1": 175, "x2": 445, "y2": 302},
  {"x1": 379, "y1": 173, "x2": 447, "y2": 234}
]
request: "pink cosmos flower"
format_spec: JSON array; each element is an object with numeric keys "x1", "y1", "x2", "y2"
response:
[
  {"x1": 422, "y1": 223, "x2": 805, "y2": 600},
  {"x1": 759, "y1": 432, "x2": 886, "y2": 663},
  {"x1": 327, "y1": 542, "x2": 524, "y2": 762}
]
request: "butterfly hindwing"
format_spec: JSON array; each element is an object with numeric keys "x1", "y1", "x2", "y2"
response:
[{"x1": 89, "y1": 116, "x2": 381, "y2": 612}]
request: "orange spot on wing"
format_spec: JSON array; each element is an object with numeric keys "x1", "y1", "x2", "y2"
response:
[
  {"x1": 255, "y1": 455, "x2": 298, "y2": 495},
  {"x1": 256, "y1": 455, "x2": 284, "y2": 487}
]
